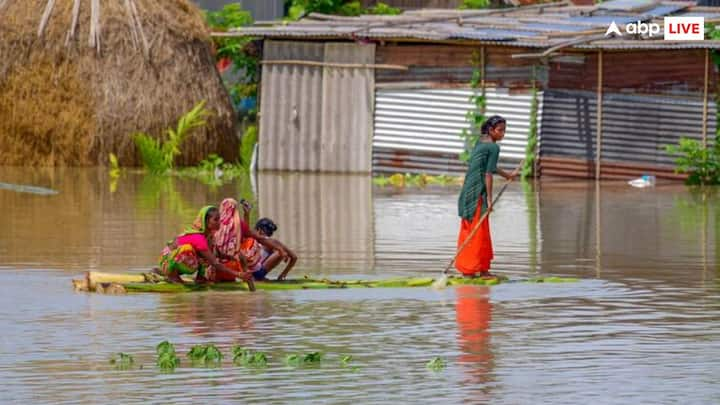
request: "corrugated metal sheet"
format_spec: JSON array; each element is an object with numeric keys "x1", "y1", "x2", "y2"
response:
[
  {"x1": 373, "y1": 88, "x2": 542, "y2": 174},
  {"x1": 540, "y1": 90, "x2": 716, "y2": 178},
  {"x1": 258, "y1": 172, "x2": 374, "y2": 271},
  {"x1": 259, "y1": 41, "x2": 375, "y2": 172},
  {"x1": 320, "y1": 43, "x2": 375, "y2": 172},
  {"x1": 194, "y1": 0, "x2": 284, "y2": 20},
  {"x1": 259, "y1": 41, "x2": 324, "y2": 171}
]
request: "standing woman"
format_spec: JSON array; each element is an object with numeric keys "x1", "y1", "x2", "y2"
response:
[{"x1": 456, "y1": 115, "x2": 518, "y2": 277}]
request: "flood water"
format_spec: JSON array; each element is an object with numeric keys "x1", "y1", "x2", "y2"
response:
[{"x1": 1, "y1": 167, "x2": 719, "y2": 404}]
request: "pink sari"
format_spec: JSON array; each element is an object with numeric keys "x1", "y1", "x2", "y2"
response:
[{"x1": 207, "y1": 198, "x2": 243, "y2": 281}]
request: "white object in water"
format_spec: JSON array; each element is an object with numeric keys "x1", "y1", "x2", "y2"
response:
[{"x1": 628, "y1": 175, "x2": 656, "y2": 188}]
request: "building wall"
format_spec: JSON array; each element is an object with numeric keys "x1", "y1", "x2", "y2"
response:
[
  {"x1": 193, "y1": 0, "x2": 284, "y2": 20},
  {"x1": 540, "y1": 49, "x2": 717, "y2": 180},
  {"x1": 376, "y1": 44, "x2": 544, "y2": 89},
  {"x1": 259, "y1": 40, "x2": 375, "y2": 172}
]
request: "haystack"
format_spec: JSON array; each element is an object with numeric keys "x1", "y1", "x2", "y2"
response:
[{"x1": 0, "y1": 0, "x2": 238, "y2": 166}]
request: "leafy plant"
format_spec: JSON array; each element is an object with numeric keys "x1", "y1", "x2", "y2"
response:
[
  {"x1": 366, "y1": 2, "x2": 401, "y2": 15},
  {"x1": 177, "y1": 154, "x2": 248, "y2": 187},
  {"x1": 373, "y1": 173, "x2": 463, "y2": 188},
  {"x1": 460, "y1": 0, "x2": 490, "y2": 8},
  {"x1": 665, "y1": 138, "x2": 720, "y2": 185},
  {"x1": 108, "y1": 153, "x2": 121, "y2": 179},
  {"x1": 109, "y1": 353, "x2": 135, "y2": 370},
  {"x1": 285, "y1": 352, "x2": 323, "y2": 367},
  {"x1": 188, "y1": 344, "x2": 224, "y2": 367},
  {"x1": 240, "y1": 125, "x2": 258, "y2": 170},
  {"x1": 426, "y1": 357, "x2": 446, "y2": 372},
  {"x1": 156, "y1": 341, "x2": 180, "y2": 372},
  {"x1": 134, "y1": 101, "x2": 210, "y2": 174},
  {"x1": 521, "y1": 85, "x2": 539, "y2": 179},
  {"x1": 232, "y1": 346, "x2": 269, "y2": 367},
  {"x1": 460, "y1": 51, "x2": 487, "y2": 162}
]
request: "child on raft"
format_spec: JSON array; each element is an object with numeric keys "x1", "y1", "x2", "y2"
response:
[
  {"x1": 158, "y1": 205, "x2": 255, "y2": 290},
  {"x1": 208, "y1": 198, "x2": 295, "y2": 282},
  {"x1": 455, "y1": 115, "x2": 518, "y2": 278},
  {"x1": 241, "y1": 217, "x2": 297, "y2": 281}
]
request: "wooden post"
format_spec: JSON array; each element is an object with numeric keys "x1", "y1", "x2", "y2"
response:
[
  {"x1": 480, "y1": 46, "x2": 486, "y2": 116},
  {"x1": 702, "y1": 48, "x2": 709, "y2": 148},
  {"x1": 595, "y1": 50, "x2": 603, "y2": 181}
]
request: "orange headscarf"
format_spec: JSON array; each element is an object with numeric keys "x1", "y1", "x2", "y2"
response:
[{"x1": 214, "y1": 198, "x2": 242, "y2": 258}]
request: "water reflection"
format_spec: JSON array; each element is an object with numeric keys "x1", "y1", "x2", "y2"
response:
[{"x1": 455, "y1": 285, "x2": 495, "y2": 402}]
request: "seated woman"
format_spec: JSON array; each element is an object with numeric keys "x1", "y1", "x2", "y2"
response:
[
  {"x1": 207, "y1": 198, "x2": 249, "y2": 283},
  {"x1": 242, "y1": 217, "x2": 297, "y2": 281},
  {"x1": 159, "y1": 205, "x2": 254, "y2": 290}
]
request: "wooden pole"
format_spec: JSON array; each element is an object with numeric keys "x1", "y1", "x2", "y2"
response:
[
  {"x1": 595, "y1": 50, "x2": 603, "y2": 181},
  {"x1": 702, "y1": 48, "x2": 709, "y2": 148},
  {"x1": 480, "y1": 46, "x2": 486, "y2": 116}
]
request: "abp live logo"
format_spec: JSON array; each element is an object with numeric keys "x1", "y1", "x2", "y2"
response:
[
  {"x1": 604, "y1": 16, "x2": 704, "y2": 40},
  {"x1": 664, "y1": 17, "x2": 704, "y2": 40}
]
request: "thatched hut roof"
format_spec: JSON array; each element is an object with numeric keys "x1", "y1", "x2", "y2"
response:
[{"x1": 0, "y1": 0, "x2": 238, "y2": 166}]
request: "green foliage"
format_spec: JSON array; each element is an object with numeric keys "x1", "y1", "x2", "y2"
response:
[
  {"x1": 205, "y1": 3, "x2": 253, "y2": 28},
  {"x1": 285, "y1": 352, "x2": 323, "y2": 367},
  {"x1": 240, "y1": 125, "x2": 258, "y2": 169},
  {"x1": 232, "y1": 346, "x2": 269, "y2": 367},
  {"x1": 521, "y1": 86, "x2": 539, "y2": 179},
  {"x1": 188, "y1": 344, "x2": 224, "y2": 367},
  {"x1": 460, "y1": 51, "x2": 486, "y2": 162},
  {"x1": 108, "y1": 153, "x2": 121, "y2": 178},
  {"x1": 287, "y1": 0, "x2": 400, "y2": 20},
  {"x1": 177, "y1": 154, "x2": 248, "y2": 187},
  {"x1": 460, "y1": 0, "x2": 490, "y2": 9},
  {"x1": 134, "y1": 101, "x2": 210, "y2": 174},
  {"x1": 373, "y1": 173, "x2": 463, "y2": 188},
  {"x1": 340, "y1": 355, "x2": 353, "y2": 365},
  {"x1": 366, "y1": 2, "x2": 401, "y2": 14},
  {"x1": 109, "y1": 353, "x2": 134, "y2": 370},
  {"x1": 426, "y1": 357, "x2": 446, "y2": 372},
  {"x1": 156, "y1": 341, "x2": 180, "y2": 371},
  {"x1": 665, "y1": 138, "x2": 720, "y2": 185}
]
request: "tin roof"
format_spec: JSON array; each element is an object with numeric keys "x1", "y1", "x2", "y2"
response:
[{"x1": 221, "y1": 0, "x2": 720, "y2": 52}]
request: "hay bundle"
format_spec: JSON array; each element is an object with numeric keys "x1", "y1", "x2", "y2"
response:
[{"x1": 0, "y1": 0, "x2": 238, "y2": 166}]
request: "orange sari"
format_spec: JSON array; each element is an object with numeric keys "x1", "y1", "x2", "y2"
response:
[{"x1": 455, "y1": 197, "x2": 493, "y2": 276}]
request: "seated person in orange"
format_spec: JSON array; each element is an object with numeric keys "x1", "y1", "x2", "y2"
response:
[{"x1": 242, "y1": 218, "x2": 297, "y2": 281}]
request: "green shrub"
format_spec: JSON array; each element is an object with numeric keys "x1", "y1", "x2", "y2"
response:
[
  {"x1": 133, "y1": 101, "x2": 210, "y2": 174},
  {"x1": 665, "y1": 138, "x2": 720, "y2": 185}
]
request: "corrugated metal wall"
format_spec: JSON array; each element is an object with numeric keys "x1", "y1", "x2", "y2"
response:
[
  {"x1": 540, "y1": 90, "x2": 717, "y2": 179},
  {"x1": 258, "y1": 172, "x2": 374, "y2": 273},
  {"x1": 259, "y1": 41, "x2": 375, "y2": 172},
  {"x1": 373, "y1": 87, "x2": 542, "y2": 174},
  {"x1": 193, "y1": 0, "x2": 284, "y2": 20}
]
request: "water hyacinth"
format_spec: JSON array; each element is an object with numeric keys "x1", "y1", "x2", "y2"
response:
[
  {"x1": 156, "y1": 341, "x2": 180, "y2": 372},
  {"x1": 109, "y1": 353, "x2": 134, "y2": 370},
  {"x1": 232, "y1": 346, "x2": 268, "y2": 367},
  {"x1": 426, "y1": 357, "x2": 446, "y2": 372},
  {"x1": 188, "y1": 344, "x2": 223, "y2": 367}
]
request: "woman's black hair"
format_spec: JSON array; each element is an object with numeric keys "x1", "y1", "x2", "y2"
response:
[
  {"x1": 255, "y1": 217, "x2": 278, "y2": 237},
  {"x1": 481, "y1": 115, "x2": 506, "y2": 135},
  {"x1": 205, "y1": 206, "x2": 219, "y2": 225}
]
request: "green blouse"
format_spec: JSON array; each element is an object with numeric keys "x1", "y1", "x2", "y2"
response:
[{"x1": 457, "y1": 141, "x2": 500, "y2": 221}]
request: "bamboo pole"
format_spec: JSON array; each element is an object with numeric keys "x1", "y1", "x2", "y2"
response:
[
  {"x1": 37, "y1": 0, "x2": 56, "y2": 38},
  {"x1": 595, "y1": 50, "x2": 603, "y2": 181},
  {"x1": 702, "y1": 48, "x2": 709, "y2": 148},
  {"x1": 595, "y1": 180, "x2": 601, "y2": 278},
  {"x1": 261, "y1": 60, "x2": 408, "y2": 70},
  {"x1": 65, "y1": 0, "x2": 81, "y2": 47},
  {"x1": 480, "y1": 46, "x2": 486, "y2": 116}
]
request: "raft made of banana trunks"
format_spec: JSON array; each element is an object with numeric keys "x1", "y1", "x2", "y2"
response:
[{"x1": 72, "y1": 271, "x2": 578, "y2": 294}]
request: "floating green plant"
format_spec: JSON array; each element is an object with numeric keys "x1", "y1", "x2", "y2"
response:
[
  {"x1": 340, "y1": 355, "x2": 353, "y2": 366},
  {"x1": 109, "y1": 352, "x2": 134, "y2": 370},
  {"x1": 156, "y1": 341, "x2": 180, "y2": 372},
  {"x1": 373, "y1": 173, "x2": 462, "y2": 188},
  {"x1": 188, "y1": 344, "x2": 223, "y2": 367},
  {"x1": 286, "y1": 352, "x2": 322, "y2": 367},
  {"x1": 231, "y1": 346, "x2": 268, "y2": 367},
  {"x1": 426, "y1": 357, "x2": 446, "y2": 372}
]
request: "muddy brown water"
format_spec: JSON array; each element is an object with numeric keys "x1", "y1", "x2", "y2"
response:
[{"x1": 1, "y1": 168, "x2": 719, "y2": 404}]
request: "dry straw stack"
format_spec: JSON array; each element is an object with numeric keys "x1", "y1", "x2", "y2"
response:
[{"x1": 0, "y1": 0, "x2": 238, "y2": 166}]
